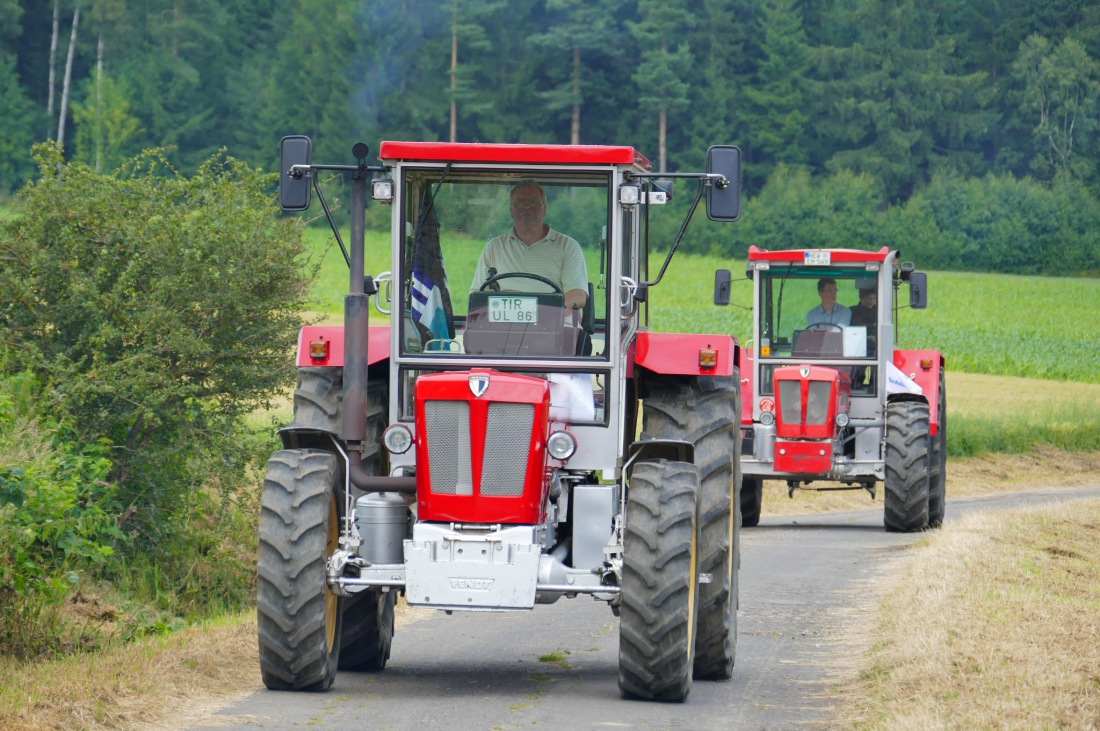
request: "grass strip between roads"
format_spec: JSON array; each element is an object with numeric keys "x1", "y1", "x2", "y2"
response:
[{"x1": 843, "y1": 497, "x2": 1100, "y2": 729}]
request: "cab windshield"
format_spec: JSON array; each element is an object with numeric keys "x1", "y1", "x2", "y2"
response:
[
  {"x1": 398, "y1": 169, "x2": 611, "y2": 360},
  {"x1": 757, "y1": 267, "x2": 880, "y2": 360}
]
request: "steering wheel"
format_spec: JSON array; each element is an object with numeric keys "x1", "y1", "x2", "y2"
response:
[
  {"x1": 807, "y1": 322, "x2": 844, "y2": 332},
  {"x1": 479, "y1": 272, "x2": 562, "y2": 293}
]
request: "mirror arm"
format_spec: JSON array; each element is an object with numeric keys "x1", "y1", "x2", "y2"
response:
[{"x1": 641, "y1": 181, "x2": 706, "y2": 288}]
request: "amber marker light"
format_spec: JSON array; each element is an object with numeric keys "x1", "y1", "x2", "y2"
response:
[
  {"x1": 761, "y1": 345, "x2": 772, "y2": 356},
  {"x1": 699, "y1": 348, "x2": 718, "y2": 369},
  {"x1": 920, "y1": 358, "x2": 934, "y2": 370},
  {"x1": 310, "y1": 338, "x2": 330, "y2": 361}
]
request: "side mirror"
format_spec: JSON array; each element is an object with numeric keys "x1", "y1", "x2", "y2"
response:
[
  {"x1": 714, "y1": 269, "x2": 732, "y2": 306},
  {"x1": 279, "y1": 135, "x2": 313, "y2": 211},
  {"x1": 705, "y1": 145, "x2": 742, "y2": 222},
  {"x1": 909, "y1": 271, "x2": 928, "y2": 309}
]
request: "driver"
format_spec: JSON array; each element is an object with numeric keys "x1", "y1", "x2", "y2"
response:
[
  {"x1": 470, "y1": 180, "x2": 588, "y2": 310},
  {"x1": 806, "y1": 277, "x2": 851, "y2": 327}
]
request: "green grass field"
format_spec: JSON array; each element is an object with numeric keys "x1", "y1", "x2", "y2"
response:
[
  {"x1": 301, "y1": 228, "x2": 1100, "y2": 457},
  {"x1": 305, "y1": 228, "x2": 1099, "y2": 385}
]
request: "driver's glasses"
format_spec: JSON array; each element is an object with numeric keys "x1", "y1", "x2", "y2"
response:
[{"x1": 511, "y1": 197, "x2": 543, "y2": 209}]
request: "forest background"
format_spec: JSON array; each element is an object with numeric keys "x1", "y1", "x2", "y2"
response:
[
  {"x1": 2, "y1": 0, "x2": 1100, "y2": 275},
  {"x1": 1, "y1": 0, "x2": 1099, "y2": 675}
]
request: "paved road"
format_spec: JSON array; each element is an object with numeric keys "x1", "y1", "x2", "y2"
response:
[{"x1": 192, "y1": 487, "x2": 1100, "y2": 731}]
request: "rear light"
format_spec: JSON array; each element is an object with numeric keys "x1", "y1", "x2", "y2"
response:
[
  {"x1": 921, "y1": 358, "x2": 934, "y2": 370},
  {"x1": 546, "y1": 430, "x2": 577, "y2": 461},
  {"x1": 309, "y1": 338, "x2": 330, "y2": 361},
  {"x1": 699, "y1": 348, "x2": 718, "y2": 369}
]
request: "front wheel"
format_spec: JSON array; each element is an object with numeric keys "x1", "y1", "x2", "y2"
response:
[
  {"x1": 641, "y1": 374, "x2": 740, "y2": 680},
  {"x1": 883, "y1": 401, "x2": 931, "y2": 533},
  {"x1": 740, "y1": 477, "x2": 763, "y2": 528},
  {"x1": 258, "y1": 449, "x2": 343, "y2": 691},
  {"x1": 618, "y1": 460, "x2": 700, "y2": 702}
]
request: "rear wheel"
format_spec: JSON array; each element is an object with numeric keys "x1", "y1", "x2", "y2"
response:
[
  {"x1": 258, "y1": 449, "x2": 343, "y2": 691},
  {"x1": 927, "y1": 369, "x2": 947, "y2": 528},
  {"x1": 883, "y1": 401, "x2": 931, "y2": 533},
  {"x1": 642, "y1": 374, "x2": 740, "y2": 680},
  {"x1": 334, "y1": 375, "x2": 395, "y2": 669},
  {"x1": 618, "y1": 460, "x2": 700, "y2": 702},
  {"x1": 338, "y1": 590, "x2": 396, "y2": 671},
  {"x1": 740, "y1": 477, "x2": 763, "y2": 528}
]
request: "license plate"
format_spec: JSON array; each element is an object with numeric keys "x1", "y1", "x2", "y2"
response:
[
  {"x1": 804, "y1": 251, "x2": 831, "y2": 266},
  {"x1": 488, "y1": 296, "x2": 538, "y2": 323}
]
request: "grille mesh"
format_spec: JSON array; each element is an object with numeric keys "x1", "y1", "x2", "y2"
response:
[
  {"x1": 481, "y1": 403, "x2": 534, "y2": 497},
  {"x1": 425, "y1": 401, "x2": 472, "y2": 494}
]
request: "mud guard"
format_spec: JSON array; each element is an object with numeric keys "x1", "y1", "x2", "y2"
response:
[
  {"x1": 630, "y1": 332, "x2": 738, "y2": 378},
  {"x1": 893, "y1": 349, "x2": 945, "y2": 434},
  {"x1": 296, "y1": 325, "x2": 391, "y2": 368}
]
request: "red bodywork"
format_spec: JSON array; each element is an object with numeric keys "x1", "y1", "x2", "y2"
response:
[
  {"x1": 894, "y1": 349, "x2": 945, "y2": 435},
  {"x1": 747, "y1": 244, "x2": 892, "y2": 264},
  {"x1": 772, "y1": 364, "x2": 851, "y2": 474},
  {"x1": 379, "y1": 141, "x2": 651, "y2": 169},
  {"x1": 296, "y1": 325, "x2": 390, "y2": 368},
  {"x1": 414, "y1": 370, "x2": 552, "y2": 525},
  {"x1": 629, "y1": 332, "x2": 738, "y2": 378}
]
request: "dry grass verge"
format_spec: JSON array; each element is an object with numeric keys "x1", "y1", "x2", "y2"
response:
[
  {"x1": 841, "y1": 498, "x2": 1100, "y2": 729},
  {"x1": 0, "y1": 602, "x2": 428, "y2": 731}
]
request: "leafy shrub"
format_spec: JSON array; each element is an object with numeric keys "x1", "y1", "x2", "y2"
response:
[
  {"x1": 0, "y1": 144, "x2": 314, "y2": 653},
  {"x1": 0, "y1": 143, "x2": 312, "y2": 538}
]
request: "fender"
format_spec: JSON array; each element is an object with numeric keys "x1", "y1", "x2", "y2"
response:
[
  {"x1": 631, "y1": 332, "x2": 738, "y2": 378},
  {"x1": 296, "y1": 325, "x2": 391, "y2": 368},
  {"x1": 893, "y1": 349, "x2": 946, "y2": 434}
]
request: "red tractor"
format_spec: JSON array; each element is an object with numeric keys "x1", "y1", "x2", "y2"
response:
[
  {"x1": 258, "y1": 139, "x2": 744, "y2": 701},
  {"x1": 715, "y1": 246, "x2": 946, "y2": 532}
]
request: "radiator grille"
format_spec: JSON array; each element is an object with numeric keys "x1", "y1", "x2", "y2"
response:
[
  {"x1": 481, "y1": 403, "x2": 534, "y2": 497},
  {"x1": 424, "y1": 400, "x2": 535, "y2": 497},
  {"x1": 425, "y1": 400, "x2": 472, "y2": 495}
]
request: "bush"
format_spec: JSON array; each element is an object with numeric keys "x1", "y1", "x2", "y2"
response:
[
  {"x1": 0, "y1": 143, "x2": 311, "y2": 526},
  {"x1": 0, "y1": 144, "x2": 313, "y2": 652}
]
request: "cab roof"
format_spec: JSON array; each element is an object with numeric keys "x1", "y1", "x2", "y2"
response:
[
  {"x1": 378, "y1": 141, "x2": 652, "y2": 170},
  {"x1": 747, "y1": 245, "x2": 892, "y2": 263}
]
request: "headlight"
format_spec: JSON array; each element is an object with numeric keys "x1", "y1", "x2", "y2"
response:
[
  {"x1": 383, "y1": 424, "x2": 413, "y2": 454},
  {"x1": 835, "y1": 413, "x2": 850, "y2": 427},
  {"x1": 546, "y1": 430, "x2": 577, "y2": 461},
  {"x1": 759, "y1": 410, "x2": 775, "y2": 426}
]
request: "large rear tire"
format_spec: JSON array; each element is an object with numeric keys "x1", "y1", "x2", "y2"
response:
[
  {"x1": 338, "y1": 590, "x2": 396, "y2": 671},
  {"x1": 257, "y1": 449, "x2": 343, "y2": 691},
  {"x1": 642, "y1": 374, "x2": 740, "y2": 680},
  {"x1": 618, "y1": 460, "x2": 700, "y2": 702},
  {"x1": 740, "y1": 477, "x2": 763, "y2": 528},
  {"x1": 292, "y1": 367, "x2": 344, "y2": 433},
  {"x1": 329, "y1": 373, "x2": 396, "y2": 671},
  {"x1": 927, "y1": 369, "x2": 947, "y2": 528},
  {"x1": 883, "y1": 401, "x2": 931, "y2": 533}
]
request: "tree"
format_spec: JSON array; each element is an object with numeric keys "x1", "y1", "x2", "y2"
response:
[
  {"x1": 630, "y1": 0, "x2": 696, "y2": 171},
  {"x1": 1009, "y1": 35, "x2": 1100, "y2": 185},
  {"x1": 0, "y1": 53, "x2": 38, "y2": 194},
  {"x1": 71, "y1": 70, "x2": 143, "y2": 172},
  {"x1": 529, "y1": 0, "x2": 621, "y2": 145},
  {"x1": 807, "y1": 0, "x2": 987, "y2": 201}
]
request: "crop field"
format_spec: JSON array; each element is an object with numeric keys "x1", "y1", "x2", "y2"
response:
[{"x1": 307, "y1": 228, "x2": 1099, "y2": 385}]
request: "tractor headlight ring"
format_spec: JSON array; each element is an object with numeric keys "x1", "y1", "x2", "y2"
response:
[
  {"x1": 835, "y1": 413, "x2": 850, "y2": 428},
  {"x1": 383, "y1": 424, "x2": 413, "y2": 454},
  {"x1": 547, "y1": 430, "x2": 577, "y2": 461},
  {"x1": 759, "y1": 410, "x2": 775, "y2": 426}
]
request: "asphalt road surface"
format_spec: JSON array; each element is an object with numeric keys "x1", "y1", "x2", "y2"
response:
[{"x1": 191, "y1": 486, "x2": 1100, "y2": 731}]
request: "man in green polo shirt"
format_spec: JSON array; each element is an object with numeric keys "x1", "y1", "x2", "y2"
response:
[{"x1": 470, "y1": 180, "x2": 589, "y2": 311}]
